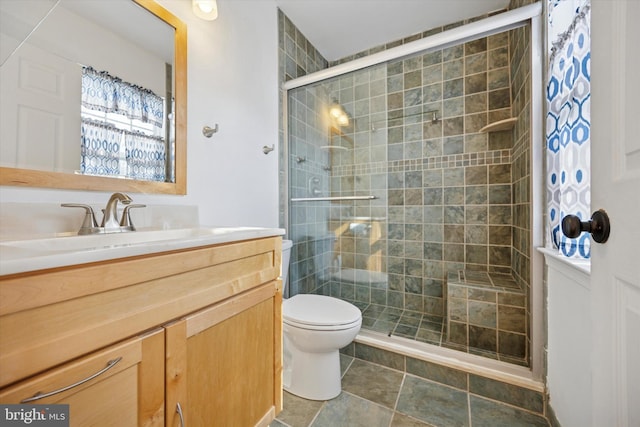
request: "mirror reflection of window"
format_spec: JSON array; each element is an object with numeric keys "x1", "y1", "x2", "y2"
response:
[{"x1": 80, "y1": 66, "x2": 167, "y2": 182}]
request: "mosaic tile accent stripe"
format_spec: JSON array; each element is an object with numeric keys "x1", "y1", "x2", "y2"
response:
[{"x1": 331, "y1": 150, "x2": 512, "y2": 177}]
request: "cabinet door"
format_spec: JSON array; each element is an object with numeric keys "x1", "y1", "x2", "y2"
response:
[
  {"x1": 165, "y1": 282, "x2": 282, "y2": 427},
  {"x1": 0, "y1": 329, "x2": 164, "y2": 427}
]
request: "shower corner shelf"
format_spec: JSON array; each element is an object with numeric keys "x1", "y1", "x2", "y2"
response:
[
  {"x1": 320, "y1": 145, "x2": 349, "y2": 151},
  {"x1": 479, "y1": 117, "x2": 517, "y2": 133}
]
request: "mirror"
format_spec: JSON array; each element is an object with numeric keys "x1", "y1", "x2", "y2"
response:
[{"x1": 0, "y1": 0, "x2": 187, "y2": 194}]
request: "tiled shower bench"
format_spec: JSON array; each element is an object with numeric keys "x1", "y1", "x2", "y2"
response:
[{"x1": 445, "y1": 270, "x2": 527, "y2": 365}]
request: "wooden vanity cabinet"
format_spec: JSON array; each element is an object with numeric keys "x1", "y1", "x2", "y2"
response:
[{"x1": 0, "y1": 236, "x2": 283, "y2": 427}]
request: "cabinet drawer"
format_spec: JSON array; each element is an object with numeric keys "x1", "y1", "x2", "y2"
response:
[{"x1": 0, "y1": 329, "x2": 164, "y2": 427}]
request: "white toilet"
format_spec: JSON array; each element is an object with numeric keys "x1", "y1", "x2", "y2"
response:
[{"x1": 281, "y1": 239, "x2": 362, "y2": 400}]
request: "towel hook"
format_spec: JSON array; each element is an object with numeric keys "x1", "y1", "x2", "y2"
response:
[
  {"x1": 263, "y1": 144, "x2": 275, "y2": 155},
  {"x1": 202, "y1": 124, "x2": 219, "y2": 138}
]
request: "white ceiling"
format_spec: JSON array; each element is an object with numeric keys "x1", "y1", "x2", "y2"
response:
[{"x1": 275, "y1": 0, "x2": 511, "y2": 61}]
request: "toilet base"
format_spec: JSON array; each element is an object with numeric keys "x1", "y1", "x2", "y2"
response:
[{"x1": 283, "y1": 335, "x2": 342, "y2": 400}]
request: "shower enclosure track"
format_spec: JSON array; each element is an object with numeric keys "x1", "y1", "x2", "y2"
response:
[{"x1": 282, "y1": 3, "x2": 541, "y2": 90}]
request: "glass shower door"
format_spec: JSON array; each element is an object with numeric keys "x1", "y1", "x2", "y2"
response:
[{"x1": 286, "y1": 64, "x2": 391, "y2": 315}]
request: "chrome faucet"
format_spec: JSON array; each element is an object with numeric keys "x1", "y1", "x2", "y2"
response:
[
  {"x1": 101, "y1": 192, "x2": 132, "y2": 230},
  {"x1": 62, "y1": 193, "x2": 145, "y2": 235}
]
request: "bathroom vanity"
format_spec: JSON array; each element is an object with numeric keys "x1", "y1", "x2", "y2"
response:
[{"x1": 0, "y1": 229, "x2": 283, "y2": 426}]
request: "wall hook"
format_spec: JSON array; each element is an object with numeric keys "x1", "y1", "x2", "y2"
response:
[
  {"x1": 263, "y1": 144, "x2": 275, "y2": 155},
  {"x1": 202, "y1": 124, "x2": 219, "y2": 138}
]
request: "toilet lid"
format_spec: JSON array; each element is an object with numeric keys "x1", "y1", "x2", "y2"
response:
[{"x1": 283, "y1": 294, "x2": 361, "y2": 327}]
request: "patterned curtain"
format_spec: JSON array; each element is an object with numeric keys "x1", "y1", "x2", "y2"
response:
[
  {"x1": 80, "y1": 119, "x2": 123, "y2": 177},
  {"x1": 81, "y1": 67, "x2": 164, "y2": 127},
  {"x1": 546, "y1": 4, "x2": 591, "y2": 258},
  {"x1": 81, "y1": 66, "x2": 167, "y2": 182},
  {"x1": 125, "y1": 131, "x2": 166, "y2": 182}
]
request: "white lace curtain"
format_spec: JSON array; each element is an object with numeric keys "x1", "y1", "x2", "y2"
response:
[{"x1": 546, "y1": 3, "x2": 591, "y2": 258}]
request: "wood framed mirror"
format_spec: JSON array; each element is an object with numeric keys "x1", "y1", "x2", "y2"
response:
[{"x1": 0, "y1": 0, "x2": 187, "y2": 195}]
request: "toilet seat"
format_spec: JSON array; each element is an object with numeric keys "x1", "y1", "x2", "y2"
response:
[{"x1": 283, "y1": 294, "x2": 361, "y2": 331}]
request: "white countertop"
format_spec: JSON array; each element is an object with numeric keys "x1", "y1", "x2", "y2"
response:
[{"x1": 0, "y1": 226, "x2": 285, "y2": 276}]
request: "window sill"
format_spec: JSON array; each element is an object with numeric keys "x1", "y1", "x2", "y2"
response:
[{"x1": 537, "y1": 246, "x2": 591, "y2": 278}]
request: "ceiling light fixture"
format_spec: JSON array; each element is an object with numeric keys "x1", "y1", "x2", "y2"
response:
[
  {"x1": 329, "y1": 102, "x2": 349, "y2": 127},
  {"x1": 329, "y1": 103, "x2": 343, "y2": 119},
  {"x1": 336, "y1": 114, "x2": 349, "y2": 126},
  {"x1": 192, "y1": 0, "x2": 218, "y2": 21}
]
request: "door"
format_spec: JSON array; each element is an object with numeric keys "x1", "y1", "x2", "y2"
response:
[
  {"x1": 164, "y1": 283, "x2": 282, "y2": 427},
  {"x1": 590, "y1": 1, "x2": 640, "y2": 425},
  {"x1": 0, "y1": 42, "x2": 81, "y2": 172}
]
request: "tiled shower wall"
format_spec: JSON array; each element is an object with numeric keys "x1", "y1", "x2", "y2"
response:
[
  {"x1": 324, "y1": 64, "x2": 391, "y2": 302},
  {"x1": 509, "y1": 0, "x2": 534, "y2": 365},
  {"x1": 278, "y1": 9, "x2": 328, "y2": 233},
  {"x1": 279, "y1": 9, "x2": 342, "y2": 297},
  {"x1": 287, "y1": 85, "x2": 337, "y2": 296},
  {"x1": 323, "y1": 31, "x2": 518, "y2": 316}
]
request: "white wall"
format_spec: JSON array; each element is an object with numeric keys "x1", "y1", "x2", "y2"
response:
[
  {"x1": 0, "y1": 0, "x2": 281, "y2": 229},
  {"x1": 544, "y1": 251, "x2": 592, "y2": 427}
]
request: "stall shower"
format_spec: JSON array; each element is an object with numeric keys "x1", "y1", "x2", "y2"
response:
[{"x1": 284, "y1": 7, "x2": 535, "y2": 367}]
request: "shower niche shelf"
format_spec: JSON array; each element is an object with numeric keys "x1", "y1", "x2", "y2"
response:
[
  {"x1": 479, "y1": 117, "x2": 517, "y2": 133},
  {"x1": 321, "y1": 145, "x2": 349, "y2": 151}
]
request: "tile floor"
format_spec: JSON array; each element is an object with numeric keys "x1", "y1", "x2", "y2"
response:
[
  {"x1": 355, "y1": 303, "x2": 528, "y2": 366},
  {"x1": 272, "y1": 355, "x2": 549, "y2": 427},
  {"x1": 357, "y1": 302, "x2": 446, "y2": 343}
]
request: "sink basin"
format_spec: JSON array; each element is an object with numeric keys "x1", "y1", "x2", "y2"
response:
[{"x1": 0, "y1": 226, "x2": 285, "y2": 275}]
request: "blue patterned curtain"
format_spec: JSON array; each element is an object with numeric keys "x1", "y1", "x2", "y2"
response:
[
  {"x1": 80, "y1": 119, "x2": 122, "y2": 177},
  {"x1": 546, "y1": 4, "x2": 591, "y2": 258},
  {"x1": 81, "y1": 67, "x2": 164, "y2": 128},
  {"x1": 81, "y1": 66, "x2": 167, "y2": 182},
  {"x1": 81, "y1": 118, "x2": 166, "y2": 182},
  {"x1": 125, "y1": 131, "x2": 166, "y2": 182}
]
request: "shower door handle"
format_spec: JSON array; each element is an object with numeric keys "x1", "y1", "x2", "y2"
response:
[{"x1": 561, "y1": 209, "x2": 611, "y2": 243}]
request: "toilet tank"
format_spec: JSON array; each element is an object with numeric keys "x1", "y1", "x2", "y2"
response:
[{"x1": 281, "y1": 239, "x2": 293, "y2": 295}]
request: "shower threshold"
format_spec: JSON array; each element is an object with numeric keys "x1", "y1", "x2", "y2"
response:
[{"x1": 353, "y1": 329, "x2": 542, "y2": 392}]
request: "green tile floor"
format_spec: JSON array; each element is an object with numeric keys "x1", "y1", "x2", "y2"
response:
[{"x1": 272, "y1": 356, "x2": 549, "y2": 427}]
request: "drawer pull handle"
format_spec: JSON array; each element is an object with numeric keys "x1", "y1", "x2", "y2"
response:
[
  {"x1": 176, "y1": 402, "x2": 186, "y2": 427},
  {"x1": 21, "y1": 357, "x2": 123, "y2": 403}
]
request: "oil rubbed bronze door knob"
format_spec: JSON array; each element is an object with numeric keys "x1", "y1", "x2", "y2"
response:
[{"x1": 561, "y1": 209, "x2": 611, "y2": 244}]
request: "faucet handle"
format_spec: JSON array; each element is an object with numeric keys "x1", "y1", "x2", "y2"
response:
[
  {"x1": 61, "y1": 204, "x2": 99, "y2": 235},
  {"x1": 120, "y1": 204, "x2": 146, "y2": 230}
]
